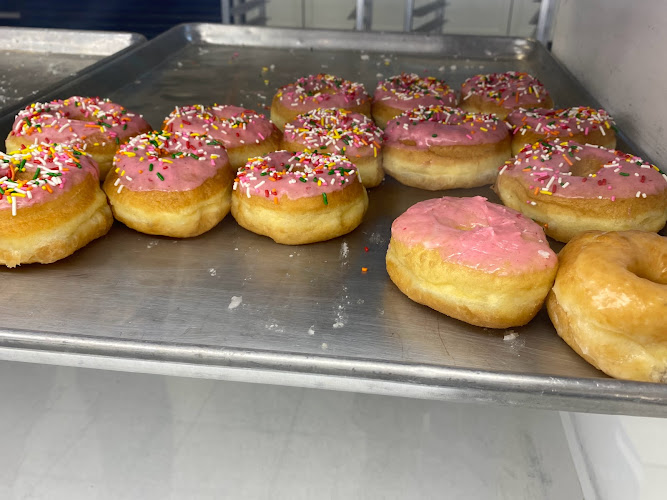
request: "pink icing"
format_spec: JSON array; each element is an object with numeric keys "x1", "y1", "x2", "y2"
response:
[
  {"x1": 234, "y1": 150, "x2": 360, "y2": 202},
  {"x1": 507, "y1": 106, "x2": 615, "y2": 138},
  {"x1": 384, "y1": 105, "x2": 510, "y2": 148},
  {"x1": 390, "y1": 196, "x2": 557, "y2": 275},
  {"x1": 373, "y1": 73, "x2": 457, "y2": 110},
  {"x1": 112, "y1": 131, "x2": 229, "y2": 192},
  {"x1": 275, "y1": 74, "x2": 369, "y2": 112},
  {"x1": 162, "y1": 104, "x2": 277, "y2": 149},
  {"x1": 461, "y1": 72, "x2": 550, "y2": 111},
  {"x1": 9, "y1": 96, "x2": 150, "y2": 149},
  {"x1": 498, "y1": 140, "x2": 667, "y2": 199},
  {"x1": 0, "y1": 143, "x2": 99, "y2": 214},
  {"x1": 283, "y1": 108, "x2": 383, "y2": 158}
]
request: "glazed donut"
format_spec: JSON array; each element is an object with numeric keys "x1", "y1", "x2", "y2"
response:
[
  {"x1": 0, "y1": 143, "x2": 112, "y2": 267},
  {"x1": 547, "y1": 230, "x2": 667, "y2": 382},
  {"x1": 232, "y1": 150, "x2": 368, "y2": 244},
  {"x1": 103, "y1": 131, "x2": 234, "y2": 238},
  {"x1": 6, "y1": 96, "x2": 152, "y2": 180},
  {"x1": 372, "y1": 73, "x2": 458, "y2": 129},
  {"x1": 495, "y1": 140, "x2": 667, "y2": 242},
  {"x1": 282, "y1": 108, "x2": 384, "y2": 188},
  {"x1": 162, "y1": 104, "x2": 282, "y2": 169},
  {"x1": 508, "y1": 106, "x2": 616, "y2": 156},
  {"x1": 383, "y1": 105, "x2": 511, "y2": 190},
  {"x1": 460, "y1": 72, "x2": 553, "y2": 119},
  {"x1": 270, "y1": 74, "x2": 371, "y2": 130},
  {"x1": 386, "y1": 196, "x2": 557, "y2": 329}
]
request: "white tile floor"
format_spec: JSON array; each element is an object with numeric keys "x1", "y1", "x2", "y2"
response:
[{"x1": 0, "y1": 360, "x2": 581, "y2": 499}]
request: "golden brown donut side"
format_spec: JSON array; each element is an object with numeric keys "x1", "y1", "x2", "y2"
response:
[
  {"x1": 226, "y1": 127, "x2": 283, "y2": 170},
  {"x1": 459, "y1": 94, "x2": 554, "y2": 120},
  {"x1": 270, "y1": 95, "x2": 372, "y2": 131}
]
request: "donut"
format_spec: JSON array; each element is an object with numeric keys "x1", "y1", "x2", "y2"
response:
[
  {"x1": 162, "y1": 104, "x2": 282, "y2": 169},
  {"x1": 382, "y1": 105, "x2": 511, "y2": 190},
  {"x1": 460, "y1": 72, "x2": 554, "y2": 119},
  {"x1": 270, "y1": 74, "x2": 371, "y2": 130},
  {"x1": 547, "y1": 230, "x2": 667, "y2": 382},
  {"x1": 386, "y1": 196, "x2": 558, "y2": 328},
  {"x1": 282, "y1": 108, "x2": 384, "y2": 188},
  {"x1": 232, "y1": 150, "x2": 368, "y2": 244},
  {"x1": 495, "y1": 140, "x2": 667, "y2": 242},
  {"x1": 103, "y1": 131, "x2": 234, "y2": 238},
  {"x1": 0, "y1": 143, "x2": 112, "y2": 267},
  {"x1": 508, "y1": 106, "x2": 616, "y2": 156},
  {"x1": 372, "y1": 73, "x2": 458, "y2": 129},
  {"x1": 6, "y1": 96, "x2": 152, "y2": 180}
]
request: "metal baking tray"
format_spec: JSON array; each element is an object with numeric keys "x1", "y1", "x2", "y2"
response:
[
  {"x1": 1, "y1": 24, "x2": 665, "y2": 417},
  {"x1": 0, "y1": 27, "x2": 145, "y2": 114}
]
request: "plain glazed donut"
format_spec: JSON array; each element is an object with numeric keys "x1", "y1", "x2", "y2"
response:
[
  {"x1": 6, "y1": 96, "x2": 152, "y2": 180},
  {"x1": 162, "y1": 104, "x2": 282, "y2": 169},
  {"x1": 232, "y1": 150, "x2": 368, "y2": 244},
  {"x1": 282, "y1": 108, "x2": 384, "y2": 188},
  {"x1": 0, "y1": 143, "x2": 112, "y2": 267},
  {"x1": 507, "y1": 106, "x2": 617, "y2": 156},
  {"x1": 383, "y1": 105, "x2": 511, "y2": 190},
  {"x1": 460, "y1": 72, "x2": 553, "y2": 119},
  {"x1": 386, "y1": 196, "x2": 558, "y2": 328},
  {"x1": 103, "y1": 131, "x2": 234, "y2": 238},
  {"x1": 495, "y1": 140, "x2": 667, "y2": 242},
  {"x1": 547, "y1": 230, "x2": 667, "y2": 382},
  {"x1": 270, "y1": 74, "x2": 371, "y2": 130},
  {"x1": 372, "y1": 73, "x2": 458, "y2": 129}
]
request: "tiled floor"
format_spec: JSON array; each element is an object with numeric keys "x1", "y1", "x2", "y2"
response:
[{"x1": 0, "y1": 360, "x2": 581, "y2": 499}]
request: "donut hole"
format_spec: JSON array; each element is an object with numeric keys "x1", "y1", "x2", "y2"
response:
[{"x1": 568, "y1": 157, "x2": 602, "y2": 178}]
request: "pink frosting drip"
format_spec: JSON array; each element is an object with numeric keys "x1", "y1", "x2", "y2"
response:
[
  {"x1": 384, "y1": 105, "x2": 510, "y2": 148},
  {"x1": 461, "y1": 72, "x2": 550, "y2": 110},
  {"x1": 275, "y1": 74, "x2": 369, "y2": 112},
  {"x1": 163, "y1": 104, "x2": 277, "y2": 149},
  {"x1": 499, "y1": 140, "x2": 667, "y2": 199},
  {"x1": 391, "y1": 196, "x2": 557, "y2": 275},
  {"x1": 235, "y1": 150, "x2": 360, "y2": 202},
  {"x1": 507, "y1": 107, "x2": 615, "y2": 137},
  {"x1": 112, "y1": 131, "x2": 229, "y2": 192},
  {"x1": 374, "y1": 73, "x2": 458, "y2": 110}
]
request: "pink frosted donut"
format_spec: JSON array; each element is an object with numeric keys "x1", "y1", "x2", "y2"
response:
[
  {"x1": 282, "y1": 108, "x2": 384, "y2": 188},
  {"x1": 103, "y1": 131, "x2": 234, "y2": 238},
  {"x1": 270, "y1": 73, "x2": 371, "y2": 130},
  {"x1": 6, "y1": 96, "x2": 152, "y2": 179},
  {"x1": 232, "y1": 150, "x2": 368, "y2": 244},
  {"x1": 460, "y1": 72, "x2": 554, "y2": 119},
  {"x1": 0, "y1": 143, "x2": 112, "y2": 267},
  {"x1": 495, "y1": 140, "x2": 667, "y2": 242},
  {"x1": 508, "y1": 106, "x2": 617, "y2": 155},
  {"x1": 383, "y1": 104, "x2": 511, "y2": 190},
  {"x1": 386, "y1": 196, "x2": 558, "y2": 328},
  {"x1": 162, "y1": 104, "x2": 282, "y2": 169},
  {"x1": 372, "y1": 73, "x2": 458, "y2": 128}
]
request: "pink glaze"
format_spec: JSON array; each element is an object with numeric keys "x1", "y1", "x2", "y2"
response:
[
  {"x1": 0, "y1": 143, "x2": 99, "y2": 215},
  {"x1": 498, "y1": 140, "x2": 667, "y2": 200},
  {"x1": 275, "y1": 74, "x2": 369, "y2": 112},
  {"x1": 283, "y1": 108, "x2": 383, "y2": 159},
  {"x1": 391, "y1": 196, "x2": 557, "y2": 275},
  {"x1": 373, "y1": 73, "x2": 457, "y2": 110},
  {"x1": 234, "y1": 150, "x2": 360, "y2": 202},
  {"x1": 9, "y1": 96, "x2": 150, "y2": 150},
  {"x1": 112, "y1": 131, "x2": 229, "y2": 192},
  {"x1": 507, "y1": 106, "x2": 615, "y2": 139},
  {"x1": 162, "y1": 104, "x2": 277, "y2": 150},
  {"x1": 461, "y1": 72, "x2": 550, "y2": 111},
  {"x1": 384, "y1": 105, "x2": 509, "y2": 148}
]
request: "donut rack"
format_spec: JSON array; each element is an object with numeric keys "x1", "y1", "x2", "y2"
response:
[{"x1": 1, "y1": 24, "x2": 665, "y2": 417}]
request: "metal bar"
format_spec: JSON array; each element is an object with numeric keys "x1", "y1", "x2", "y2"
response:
[
  {"x1": 404, "y1": 0, "x2": 415, "y2": 32},
  {"x1": 230, "y1": 0, "x2": 265, "y2": 16},
  {"x1": 355, "y1": 0, "x2": 365, "y2": 31},
  {"x1": 536, "y1": 0, "x2": 554, "y2": 45},
  {"x1": 221, "y1": 0, "x2": 231, "y2": 24}
]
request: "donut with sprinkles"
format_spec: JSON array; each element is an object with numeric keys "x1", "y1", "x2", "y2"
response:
[
  {"x1": 231, "y1": 150, "x2": 368, "y2": 244},
  {"x1": 283, "y1": 108, "x2": 384, "y2": 188},
  {"x1": 372, "y1": 73, "x2": 458, "y2": 129},
  {"x1": 6, "y1": 96, "x2": 152, "y2": 180},
  {"x1": 0, "y1": 143, "x2": 112, "y2": 267},
  {"x1": 103, "y1": 130, "x2": 234, "y2": 238},
  {"x1": 495, "y1": 140, "x2": 667, "y2": 242}
]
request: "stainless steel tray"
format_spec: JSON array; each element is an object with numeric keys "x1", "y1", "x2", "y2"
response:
[
  {"x1": 0, "y1": 27, "x2": 145, "y2": 114},
  {"x1": 1, "y1": 24, "x2": 665, "y2": 417}
]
